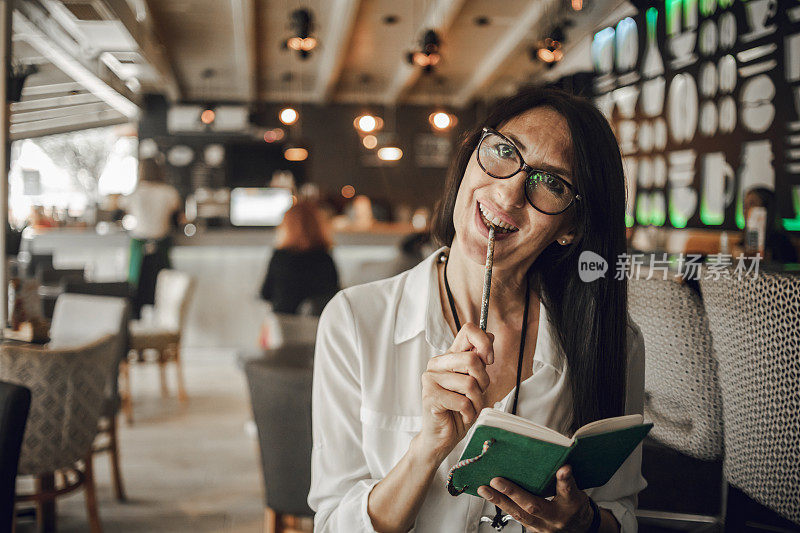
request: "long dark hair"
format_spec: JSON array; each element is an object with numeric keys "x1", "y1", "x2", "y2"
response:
[{"x1": 432, "y1": 87, "x2": 629, "y2": 433}]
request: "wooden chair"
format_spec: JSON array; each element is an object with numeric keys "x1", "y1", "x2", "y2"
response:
[
  {"x1": 126, "y1": 269, "x2": 195, "y2": 423},
  {"x1": 49, "y1": 294, "x2": 130, "y2": 501},
  {"x1": 0, "y1": 335, "x2": 118, "y2": 533}
]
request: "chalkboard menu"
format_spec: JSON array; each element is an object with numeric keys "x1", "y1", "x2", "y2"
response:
[{"x1": 593, "y1": 0, "x2": 800, "y2": 232}]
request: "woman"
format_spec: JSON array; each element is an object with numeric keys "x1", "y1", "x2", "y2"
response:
[
  {"x1": 260, "y1": 200, "x2": 339, "y2": 315},
  {"x1": 309, "y1": 88, "x2": 646, "y2": 533},
  {"x1": 122, "y1": 157, "x2": 181, "y2": 318}
]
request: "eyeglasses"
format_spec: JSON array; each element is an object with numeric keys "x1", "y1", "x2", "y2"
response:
[{"x1": 476, "y1": 127, "x2": 581, "y2": 215}]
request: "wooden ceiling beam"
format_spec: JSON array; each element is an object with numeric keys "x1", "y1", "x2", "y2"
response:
[
  {"x1": 383, "y1": 0, "x2": 465, "y2": 105},
  {"x1": 451, "y1": 0, "x2": 559, "y2": 108},
  {"x1": 309, "y1": 0, "x2": 361, "y2": 103},
  {"x1": 101, "y1": 0, "x2": 182, "y2": 101}
]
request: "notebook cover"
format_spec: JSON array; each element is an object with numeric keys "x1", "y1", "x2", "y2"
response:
[{"x1": 449, "y1": 423, "x2": 653, "y2": 498}]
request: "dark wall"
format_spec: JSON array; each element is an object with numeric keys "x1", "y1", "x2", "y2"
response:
[{"x1": 138, "y1": 94, "x2": 477, "y2": 210}]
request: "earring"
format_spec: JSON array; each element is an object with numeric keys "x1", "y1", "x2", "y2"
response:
[{"x1": 561, "y1": 239, "x2": 567, "y2": 245}]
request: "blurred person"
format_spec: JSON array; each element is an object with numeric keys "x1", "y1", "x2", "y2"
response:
[
  {"x1": 260, "y1": 200, "x2": 339, "y2": 315},
  {"x1": 732, "y1": 187, "x2": 798, "y2": 263},
  {"x1": 28, "y1": 205, "x2": 55, "y2": 229},
  {"x1": 121, "y1": 157, "x2": 181, "y2": 318}
]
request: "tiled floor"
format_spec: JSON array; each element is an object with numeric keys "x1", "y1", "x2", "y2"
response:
[{"x1": 15, "y1": 349, "x2": 265, "y2": 533}]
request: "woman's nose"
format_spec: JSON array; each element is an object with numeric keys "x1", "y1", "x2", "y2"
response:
[{"x1": 492, "y1": 173, "x2": 527, "y2": 210}]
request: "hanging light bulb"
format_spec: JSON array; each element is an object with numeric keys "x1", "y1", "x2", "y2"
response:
[
  {"x1": 200, "y1": 107, "x2": 216, "y2": 125},
  {"x1": 377, "y1": 146, "x2": 403, "y2": 161},
  {"x1": 279, "y1": 107, "x2": 299, "y2": 125},
  {"x1": 362, "y1": 135, "x2": 378, "y2": 149},
  {"x1": 284, "y1": 145, "x2": 309, "y2": 161},
  {"x1": 429, "y1": 111, "x2": 456, "y2": 131},
  {"x1": 354, "y1": 114, "x2": 384, "y2": 133}
]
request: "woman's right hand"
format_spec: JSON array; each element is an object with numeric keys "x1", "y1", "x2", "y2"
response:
[{"x1": 415, "y1": 323, "x2": 494, "y2": 465}]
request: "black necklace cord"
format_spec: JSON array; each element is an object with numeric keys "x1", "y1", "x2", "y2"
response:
[{"x1": 442, "y1": 251, "x2": 531, "y2": 531}]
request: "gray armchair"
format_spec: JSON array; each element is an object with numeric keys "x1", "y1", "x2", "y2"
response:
[
  {"x1": 245, "y1": 347, "x2": 314, "y2": 532},
  {"x1": 701, "y1": 272, "x2": 800, "y2": 527},
  {"x1": 628, "y1": 276, "x2": 725, "y2": 528}
]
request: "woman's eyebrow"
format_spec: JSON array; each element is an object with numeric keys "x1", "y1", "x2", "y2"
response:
[{"x1": 504, "y1": 132, "x2": 528, "y2": 152}]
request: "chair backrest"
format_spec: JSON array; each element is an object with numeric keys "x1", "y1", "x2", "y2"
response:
[
  {"x1": 245, "y1": 358, "x2": 313, "y2": 517},
  {"x1": 628, "y1": 276, "x2": 723, "y2": 461},
  {"x1": 0, "y1": 381, "x2": 30, "y2": 531},
  {"x1": 263, "y1": 313, "x2": 319, "y2": 349},
  {"x1": 153, "y1": 270, "x2": 195, "y2": 332},
  {"x1": 700, "y1": 272, "x2": 800, "y2": 524},
  {"x1": 0, "y1": 335, "x2": 117, "y2": 476},
  {"x1": 49, "y1": 294, "x2": 130, "y2": 411}
]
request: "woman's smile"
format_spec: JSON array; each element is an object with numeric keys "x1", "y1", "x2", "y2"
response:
[{"x1": 474, "y1": 200, "x2": 519, "y2": 241}]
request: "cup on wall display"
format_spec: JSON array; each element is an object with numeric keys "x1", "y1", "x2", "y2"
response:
[
  {"x1": 592, "y1": 27, "x2": 616, "y2": 76},
  {"x1": 623, "y1": 157, "x2": 638, "y2": 220},
  {"x1": 667, "y1": 73, "x2": 699, "y2": 144},
  {"x1": 740, "y1": 74, "x2": 775, "y2": 134},
  {"x1": 700, "y1": 100, "x2": 718, "y2": 136},
  {"x1": 699, "y1": 61, "x2": 718, "y2": 97},
  {"x1": 717, "y1": 54, "x2": 737, "y2": 93},
  {"x1": 594, "y1": 92, "x2": 614, "y2": 118},
  {"x1": 670, "y1": 30, "x2": 698, "y2": 69},
  {"x1": 643, "y1": 7, "x2": 665, "y2": 78},
  {"x1": 718, "y1": 11, "x2": 737, "y2": 50},
  {"x1": 653, "y1": 155, "x2": 668, "y2": 188},
  {"x1": 653, "y1": 118, "x2": 668, "y2": 150},
  {"x1": 742, "y1": 0, "x2": 777, "y2": 43},
  {"x1": 651, "y1": 190, "x2": 667, "y2": 226},
  {"x1": 638, "y1": 120, "x2": 654, "y2": 152},
  {"x1": 613, "y1": 85, "x2": 640, "y2": 119},
  {"x1": 642, "y1": 76, "x2": 666, "y2": 117},
  {"x1": 786, "y1": 33, "x2": 800, "y2": 82},
  {"x1": 701, "y1": 152, "x2": 736, "y2": 225},
  {"x1": 668, "y1": 149, "x2": 697, "y2": 189},
  {"x1": 637, "y1": 192, "x2": 652, "y2": 225},
  {"x1": 700, "y1": 0, "x2": 717, "y2": 17},
  {"x1": 718, "y1": 96, "x2": 737, "y2": 133},
  {"x1": 638, "y1": 157, "x2": 653, "y2": 188},
  {"x1": 616, "y1": 17, "x2": 639, "y2": 73},
  {"x1": 618, "y1": 120, "x2": 638, "y2": 154},
  {"x1": 669, "y1": 185, "x2": 698, "y2": 228},
  {"x1": 699, "y1": 19, "x2": 718, "y2": 56},
  {"x1": 737, "y1": 140, "x2": 776, "y2": 227}
]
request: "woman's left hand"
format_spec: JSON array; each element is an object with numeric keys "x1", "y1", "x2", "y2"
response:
[{"x1": 477, "y1": 465, "x2": 595, "y2": 532}]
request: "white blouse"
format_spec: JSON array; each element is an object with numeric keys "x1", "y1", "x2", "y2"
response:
[{"x1": 309, "y1": 247, "x2": 647, "y2": 533}]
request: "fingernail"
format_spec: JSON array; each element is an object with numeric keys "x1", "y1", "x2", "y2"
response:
[
  {"x1": 477, "y1": 487, "x2": 493, "y2": 501},
  {"x1": 490, "y1": 478, "x2": 507, "y2": 492}
]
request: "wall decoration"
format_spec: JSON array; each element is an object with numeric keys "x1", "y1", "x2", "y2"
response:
[
  {"x1": 167, "y1": 145, "x2": 194, "y2": 167},
  {"x1": 593, "y1": 0, "x2": 798, "y2": 231}
]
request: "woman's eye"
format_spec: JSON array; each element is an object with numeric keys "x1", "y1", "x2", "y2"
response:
[
  {"x1": 531, "y1": 172, "x2": 565, "y2": 194},
  {"x1": 493, "y1": 143, "x2": 515, "y2": 159}
]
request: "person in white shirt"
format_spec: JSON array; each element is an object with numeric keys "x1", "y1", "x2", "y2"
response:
[
  {"x1": 309, "y1": 87, "x2": 646, "y2": 533},
  {"x1": 121, "y1": 157, "x2": 181, "y2": 317}
]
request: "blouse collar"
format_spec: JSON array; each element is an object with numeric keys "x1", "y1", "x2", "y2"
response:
[{"x1": 393, "y1": 246, "x2": 566, "y2": 373}]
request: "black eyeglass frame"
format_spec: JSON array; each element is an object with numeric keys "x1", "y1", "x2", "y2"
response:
[{"x1": 476, "y1": 127, "x2": 582, "y2": 215}]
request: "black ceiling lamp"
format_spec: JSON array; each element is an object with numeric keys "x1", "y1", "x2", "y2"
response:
[
  {"x1": 283, "y1": 8, "x2": 318, "y2": 59},
  {"x1": 532, "y1": 24, "x2": 570, "y2": 68},
  {"x1": 406, "y1": 29, "x2": 441, "y2": 73}
]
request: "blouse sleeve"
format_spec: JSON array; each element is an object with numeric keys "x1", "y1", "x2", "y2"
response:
[
  {"x1": 308, "y1": 291, "x2": 380, "y2": 533},
  {"x1": 584, "y1": 319, "x2": 648, "y2": 532}
]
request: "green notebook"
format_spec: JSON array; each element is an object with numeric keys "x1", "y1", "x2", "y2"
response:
[{"x1": 448, "y1": 408, "x2": 653, "y2": 498}]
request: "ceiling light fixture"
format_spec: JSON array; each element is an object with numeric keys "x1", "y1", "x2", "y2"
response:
[
  {"x1": 362, "y1": 135, "x2": 378, "y2": 149},
  {"x1": 200, "y1": 107, "x2": 215, "y2": 125},
  {"x1": 429, "y1": 111, "x2": 456, "y2": 131},
  {"x1": 279, "y1": 107, "x2": 298, "y2": 125},
  {"x1": 283, "y1": 8, "x2": 318, "y2": 59},
  {"x1": 284, "y1": 145, "x2": 309, "y2": 162},
  {"x1": 377, "y1": 146, "x2": 403, "y2": 161},
  {"x1": 406, "y1": 29, "x2": 442, "y2": 73},
  {"x1": 533, "y1": 26, "x2": 567, "y2": 66},
  {"x1": 354, "y1": 114, "x2": 384, "y2": 133}
]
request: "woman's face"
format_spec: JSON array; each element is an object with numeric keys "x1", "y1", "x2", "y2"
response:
[{"x1": 452, "y1": 106, "x2": 577, "y2": 271}]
